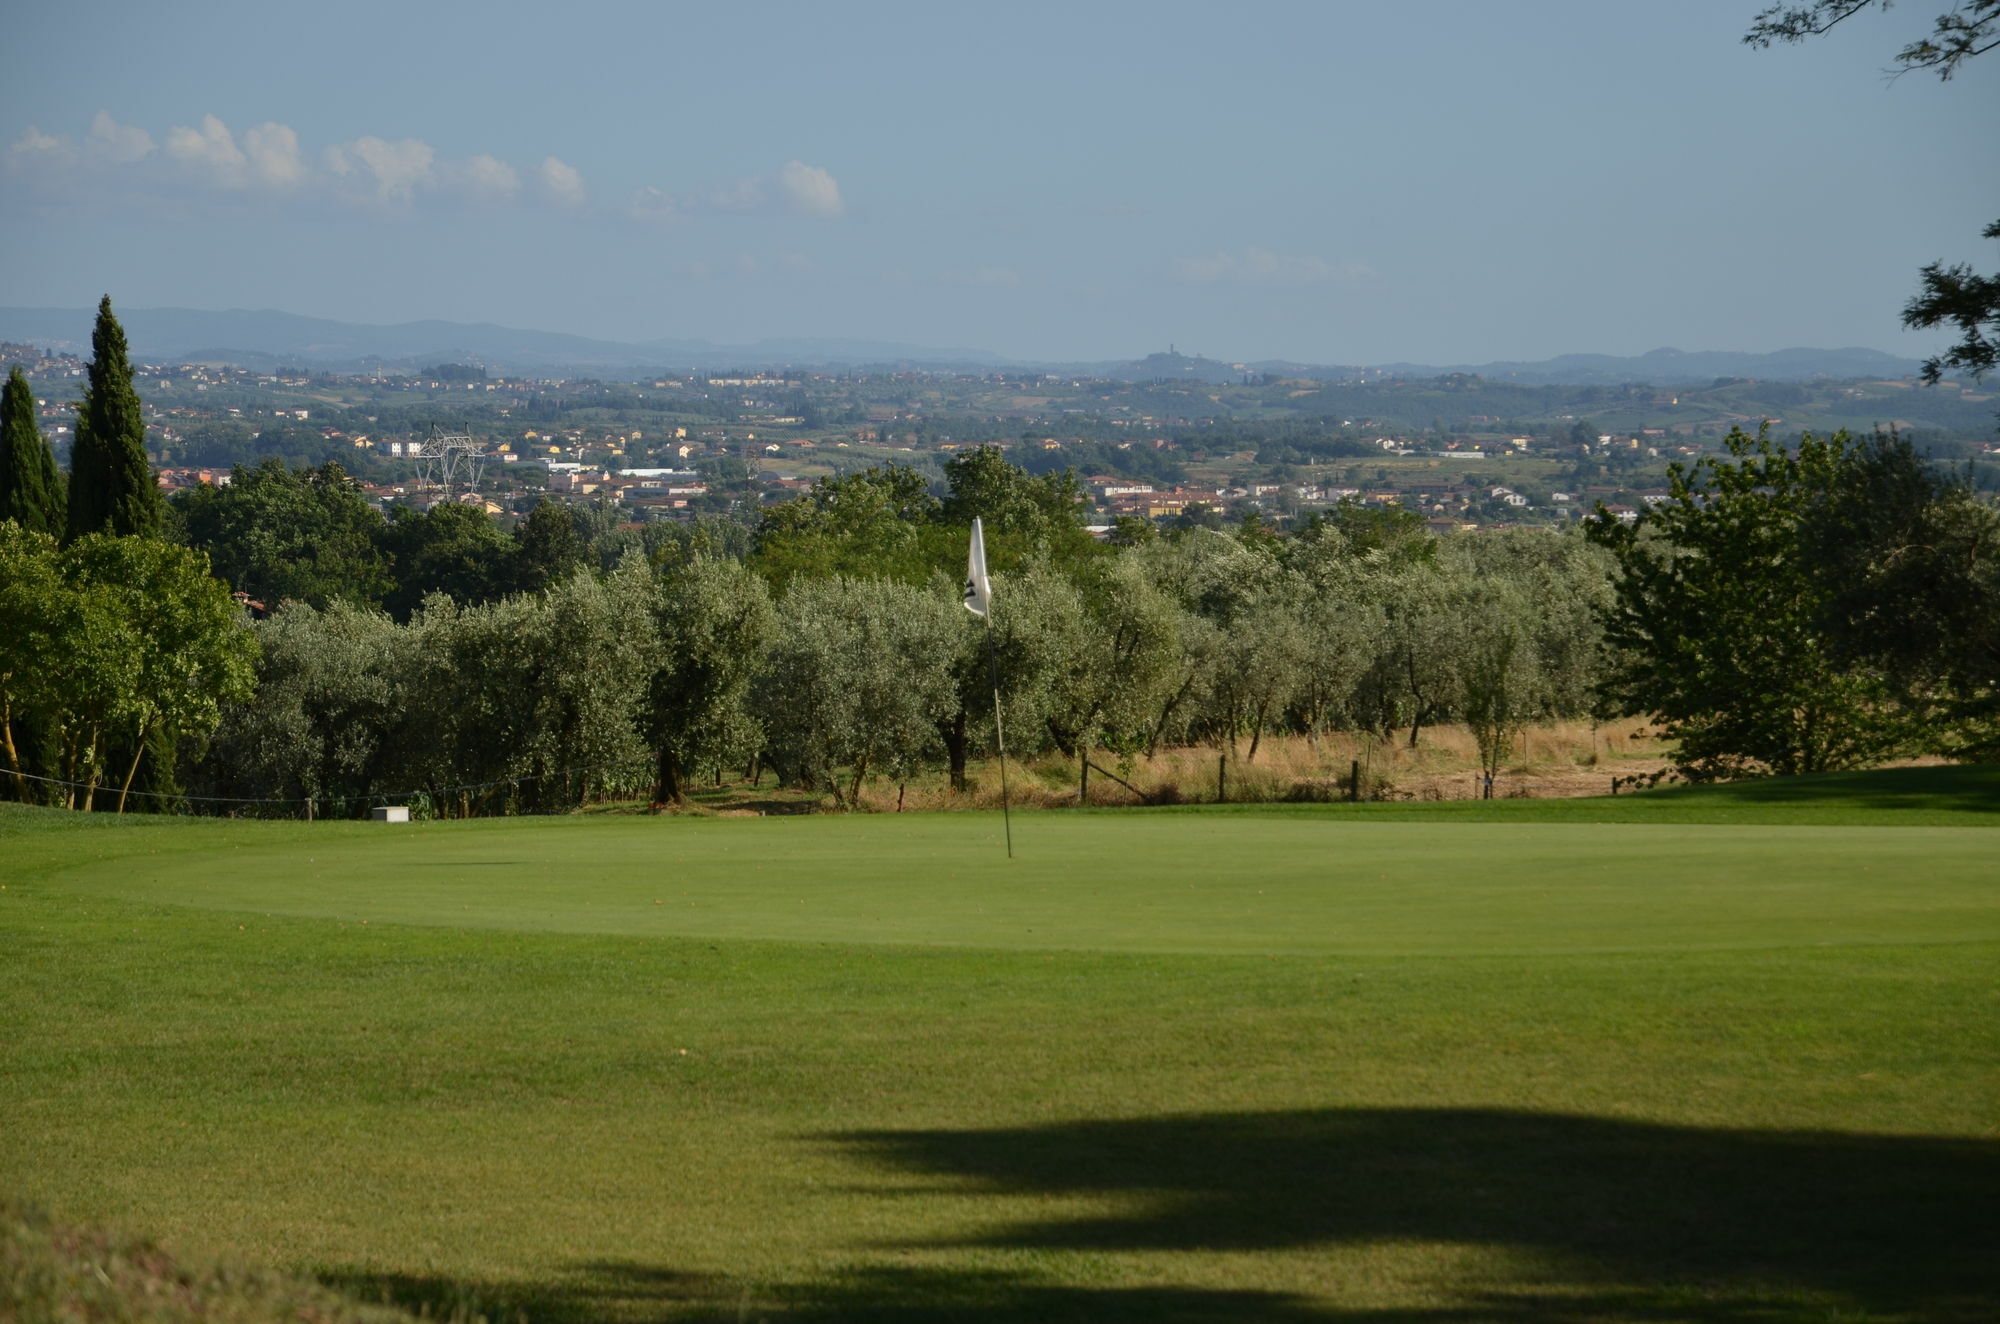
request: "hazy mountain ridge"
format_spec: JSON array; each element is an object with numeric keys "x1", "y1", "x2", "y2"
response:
[
  {"x1": 0, "y1": 306, "x2": 1926, "y2": 384},
  {"x1": 1366, "y1": 345, "x2": 1926, "y2": 385},
  {"x1": 0, "y1": 307, "x2": 1008, "y2": 374}
]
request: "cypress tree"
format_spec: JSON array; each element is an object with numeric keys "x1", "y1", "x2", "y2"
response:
[
  {"x1": 65, "y1": 295, "x2": 161, "y2": 541},
  {"x1": 0, "y1": 365, "x2": 64, "y2": 535}
]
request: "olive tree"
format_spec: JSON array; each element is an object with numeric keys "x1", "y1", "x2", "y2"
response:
[
  {"x1": 199, "y1": 599, "x2": 407, "y2": 811},
  {"x1": 645, "y1": 554, "x2": 774, "y2": 804},
  {"x1": 758, "y1": 577, "x2": 959, "y2": 807}
]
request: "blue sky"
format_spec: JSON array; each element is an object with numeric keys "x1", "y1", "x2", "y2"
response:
[{"x1": 2, "y1": 0, "x2": 1994, "y2": 363}]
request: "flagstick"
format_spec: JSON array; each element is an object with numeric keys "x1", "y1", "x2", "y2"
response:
[{"x1": 983, "y1": 611, "x2": 1014, "y2": 859}]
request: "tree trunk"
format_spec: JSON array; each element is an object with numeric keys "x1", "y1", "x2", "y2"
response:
[
  {"x1": 1079, "y1": 749, "x2": 1090, "y2": 806},
  {"x1": 941, "y1": 710, "x2": 968, "y2": 793},
  {"x1": 115, "y1": 729, "x2": 148, "y2": 814},
  {"x1": 79, "y1": 730, "x2": 102, "y2": 811},
  {"x1": 0, "y1": 700, "x2": 25, "y2": 802},
  {"x1": 656, "y1": 746, "x2": 685, "y2": 805}
]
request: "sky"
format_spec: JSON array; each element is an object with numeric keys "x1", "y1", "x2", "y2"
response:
[{"x1": 2, "y1": 0, "x2": 1995, "y2": 365}]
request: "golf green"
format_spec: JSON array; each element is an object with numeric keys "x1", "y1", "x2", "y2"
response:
[
  {"x1": 3, "y1": 782, "x2": 1996, "y2": 1323},
  {"x1": 41, "y1": 811, "x2": 2000, "y2": 955}
]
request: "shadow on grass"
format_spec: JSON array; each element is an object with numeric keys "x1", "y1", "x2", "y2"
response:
[
  {"x1": 824, "y1": 1107, "x2": 1999, "y2": 1321},
  {"x1": 322, "y1": 1107, "x2": 1999, "y2": 1322},
  {"x1": 1633, "y1": 762, "x2": 2000, "y2": 816}
]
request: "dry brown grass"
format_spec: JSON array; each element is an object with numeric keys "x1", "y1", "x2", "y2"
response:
[{"x1": 844, "y1": 720, "x2": 1675, "y2": 811}]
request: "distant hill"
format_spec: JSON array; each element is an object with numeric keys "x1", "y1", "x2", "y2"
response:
[
  {"x1": 0, "y1": 307, "x2": 1008, "y2": 374},
  {"x1": 0, "y1": 306, "x2": 1924, "y2": 384},
  {"x1": 1366, "y1": 345, "x2": 1926, "y2": 385}
]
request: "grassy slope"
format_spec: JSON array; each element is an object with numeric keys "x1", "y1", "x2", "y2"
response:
[{"x1": 2, "y1": 768, "x2": 1996, "y2": 1323}]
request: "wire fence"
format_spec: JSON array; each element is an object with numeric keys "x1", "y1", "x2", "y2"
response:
[{"x1": 0, "y1": 761, "x2": 656, "y2": 820}]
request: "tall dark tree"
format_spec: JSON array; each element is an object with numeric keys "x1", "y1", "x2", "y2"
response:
[
  {"x1": 173, "y1": 458, "x2": 392, "y2": 608},
  {"x1": 377, "y1": 501, "x2": 514, "y2": 620},
  {"x1": 1588, "y1": 427, "x2": 1918, "y2": 780},
  {"x1": 66, "y1": 296, "x2": 161, "y2": 542},
  {"x1": 1800, "y1": 433, "x2": 2000, "y2": 752},
  {"x1": 511, "y1": 498, "x2": 588, "y2": 595},
  {"x1": 1904, "y1": 219, "x2": 2000, "y2": 386},
  {"x1": 0, "y1": 366, "x2": 64, "y2": 535}
]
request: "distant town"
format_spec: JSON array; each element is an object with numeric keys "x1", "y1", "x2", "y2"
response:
[{"x1": 4, "y1": 340, "x2": 1994, "y2": 536}]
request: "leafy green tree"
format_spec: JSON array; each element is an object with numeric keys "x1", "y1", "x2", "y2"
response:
[
  {"x1": 644, "y1": 555, "x2": 774, "y2": 803},
  {"x1": 750, "y1": 466, "x2": 946, "y2": 589},
  {"x1": 1798, "y1": 433, "x2": 2000, "y2": 753},
  {"x1": 1105, "y1": 514, "x2": 1157, "y2": 546},
  {"x1": 61, "y1": 534, "x2": 259, "y2": 811},
  {"x1": 198, "y1": 600, "x2": 407, "y2": 811},
  {"x1": 939, "y1": 445, "x2": 1096, "y2": 570},
  {"x1": 1286, "y1": 545, "x2": 1389, "y2": 752},
  {"x1": 1588, "y1": 427, "x2": 1915, "y2": 779},
  {"x1": 1040, "y1": 554, "x2": 1183, "y2": 797},
  {"x1": 1455, "y1": 581, "x2": 1542, "y2": 799},
  {"x1": 1460, "y1": 528, "x2": 1614, "y2": 720},
  {"x1": 66, "y1": 296, "x2": 162, "y2": 542},
  {"x1": 1309, "y1": 500, "x2": 1429, "y2": 557},
  {"x1": 511, "y1": 498, "x2": 589, "y2": 595},
  {"x1": 933, "y1": 561, "x2": 1087, "y2": 792},
  {"x1": 510, "y1": 563, "x2": 655, "y2": 812},
  {"x1": 0, "y1": 523, "x2": 72, "y2": 799},
  {"x1": 386, "y1": 566, "x2": 653, "y2": 814},
  {"x1": 1, "y1": 367, "x2": 64, "y2": 535},
  {"x1": 1904, "y1": 219, "x2": 1999, "y2": 386},
  {"x1": 1145, "y1": 530, "x2": 1302, "y2": 760},
  {"x1": 757, "y1": 577, "x2": 959, "y2": 806},
  {"x1": 378, "y1": 501, "x2": 514, "y2": 619},
  {"x1": 1348, "y1": 550, "x2": 1469, "y2": 749},
  {"x1": 174, "y1": 459, "x2": 392, "y2": 608}
]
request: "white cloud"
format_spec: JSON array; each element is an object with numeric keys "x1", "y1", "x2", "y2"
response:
[
  {"x1": 165, "y1": 114, "x2": 248, "y2": 186},
  {"x1": 776, "y1": 160, "x2": 843, "y2": 218},
  {"x1": 630, "y1": 161, "x2": 846, "y2": 224},
  {"x1": 539, "y1": 155, "x2": 586, "y2": 208},
  {"x1": 6, "y1": 126, "x2": 75, "y2": 170},
  {"x1": 627, "y1": 185, "x2": 680, "y2": 223},
  {"x1": 1174, "y1": 246, "x2": 1373, "y2": 287},
  {"x1": 242, "y1": 122, "x2": 304, "y2": 188},
  {"x1": 457, "y1": 153, "x2": 521, "y2": 201},
  {"x1": 325, "y1": 135, "x2": 435, "y2": 203},
  {"x1": 86, "y1": 111, "x2": 154, "y2": 165},
  {"x1": 704, "y1": 177, "x2": 767, "y2": 211},
  {"x1": 8, "y1": 112, "x2": 614, "y2": 221}
]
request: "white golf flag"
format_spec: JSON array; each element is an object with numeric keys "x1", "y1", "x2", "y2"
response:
[{"x1": 963, "y1": 517, "x2": 992, "y2": 617}]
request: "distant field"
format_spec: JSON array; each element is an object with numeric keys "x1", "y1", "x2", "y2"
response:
[{"x1": 3, "y1": 768, "x2": 1996, "y2": 1322}]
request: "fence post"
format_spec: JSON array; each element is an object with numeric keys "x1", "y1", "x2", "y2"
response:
[{"x1": 1349, "y1": 759, "x2": 1360, "y2": 803}]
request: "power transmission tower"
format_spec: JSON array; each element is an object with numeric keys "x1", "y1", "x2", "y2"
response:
[{"x1": 414, "y1": 424, "x2": 483, "y2": 503}]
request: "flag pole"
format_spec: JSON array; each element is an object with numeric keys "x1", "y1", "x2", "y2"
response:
[
  {"x1": 984, "y1": 610, "x2": 1014, "y2": 859},
  {"x1": 964, "y1": 516, "x2": 1012, "y2": 858}
]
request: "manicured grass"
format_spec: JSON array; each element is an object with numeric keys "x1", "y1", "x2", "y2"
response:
[{"x1": 3, "y1": 769, "x2": 1997, "y2": 1322}]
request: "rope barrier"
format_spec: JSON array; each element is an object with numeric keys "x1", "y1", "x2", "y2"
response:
[{"x1": 0, "y1": 760, "x2": 653, "y2": 815}]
